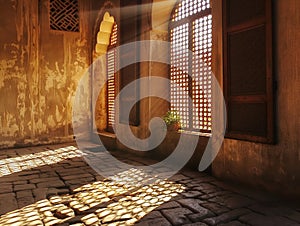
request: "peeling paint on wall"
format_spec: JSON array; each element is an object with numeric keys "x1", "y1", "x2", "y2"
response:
[{"x1": 0, "y1": 0, "x2": 91, "y2": 148}]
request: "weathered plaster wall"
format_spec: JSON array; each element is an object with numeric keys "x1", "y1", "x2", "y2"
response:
[
  {"x1": 212, "y1": 0, "x2": 300, "y2": 197},
  {"x1": 0, "y1": 0, "x2": 91, "y2": 148}
]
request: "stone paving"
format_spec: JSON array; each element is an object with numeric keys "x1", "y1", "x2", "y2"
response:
[{"x1": 0, "y1": 143, "x2": 300, "y2": 226}]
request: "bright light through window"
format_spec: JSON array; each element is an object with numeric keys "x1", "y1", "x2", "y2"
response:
[
  {"x1": 107, "y1": 23, "x2": 118, "y2": 129},
  {"x1": 170, "y1": 0, "x2": 212, "y2": 133}
]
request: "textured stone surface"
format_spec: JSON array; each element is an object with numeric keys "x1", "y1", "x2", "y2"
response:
[
  {"x1": 0, "y1": 193, "x2": 18, "y2": 215},
  {"x1": 14, "y1": 184, "x2": 36, "y2": 191},
  {"x1": 177, "y1": 199, "x2": 207, "y2": 213},
  {"x1": 0, "y1": 143, "x2": 300, "y2": 226},
  {"x1": 136, "y1": 217, "x2": 172, "y2": 226},
  {"x1": 239, "y1": 213, "x2": 299, "y2": 226},
  {"x1": 183, "y1": 223, "x2": 208, "y2": 226},
  {"x1": 156, "y1": 201, "x2": 181, "y2": 210},
  {"x1": 162, "y1": 208, "x2": 193, "y2": 226},
  {"x1": 203, "y1": 209, "x2": 249, "y2": 225}
]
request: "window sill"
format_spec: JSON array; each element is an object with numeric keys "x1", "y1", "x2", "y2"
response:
[
  {"x1": 97, "y1": 131, "x2": 116, "y2": 139},
  {"x1": 178, "y1": 129, "x2": 212, "y2": 138}
]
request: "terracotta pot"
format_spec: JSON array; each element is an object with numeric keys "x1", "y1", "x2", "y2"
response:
[{"x1": 167, "y1": 123, "x2": 180, "y2": 132}]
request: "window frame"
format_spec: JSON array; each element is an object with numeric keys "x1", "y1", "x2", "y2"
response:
[
  {"x1": 169, "y1": 0, "x2": 213, "y2": 134},
  {"x1": 169, "y1": 0, "x2": 275, "y2": 143}
]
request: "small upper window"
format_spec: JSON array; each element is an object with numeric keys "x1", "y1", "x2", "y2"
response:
[{"x1": 50, "y1": 0, "x2": 80, "y2": 32}]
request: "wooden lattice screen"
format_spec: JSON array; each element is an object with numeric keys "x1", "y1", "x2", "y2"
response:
[
  {"x1": 170, "y1": 23, "x2": 190, "y2": 128},
  {"x1": 107, "y1": 23, "x2": 118, "y2": 130},
  {"x1": 170, "y1": 0, "x2": 212, "y2": 132},
  {"x1": 50, "y1": 0, "x2": 80, "y2": 32}
]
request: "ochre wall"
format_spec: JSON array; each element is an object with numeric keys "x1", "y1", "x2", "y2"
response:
[
  {"x1": 0, "y1": 0, "x2": 91, "y2": 148},
  {"x1": 212, "y1": 0, "x2": 300, "y2": 197}
]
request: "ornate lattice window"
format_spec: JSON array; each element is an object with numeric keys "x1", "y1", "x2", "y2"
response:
[
  {"x1": 50, "y1": 0, "x2": 80, "y2": 32},
  {"x1": 170, "y1": 0, "x2": 212, "y2": 133},
  {"x1": 107, "y1": 23, "x2": 118, "y2": 131}
]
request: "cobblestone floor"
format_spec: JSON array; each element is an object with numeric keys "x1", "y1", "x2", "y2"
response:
[{"x1": 0, "y1": 143, "x2": 299, "y2": 226}]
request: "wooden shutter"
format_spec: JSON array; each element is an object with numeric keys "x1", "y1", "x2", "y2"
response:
[
  {"x1": 119, "y1": 0, "x2": 141, "y2": 126},
  {"x1": 107, "y1": 23, "x2": 118, "y2": 133},
  {"x1": 223, "y1": 0, "x2": 275, "y2": 143}
]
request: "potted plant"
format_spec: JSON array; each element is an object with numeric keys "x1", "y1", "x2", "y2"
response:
[{"x1": 162, "y1": 110, "x2": 181, "y2": 132}]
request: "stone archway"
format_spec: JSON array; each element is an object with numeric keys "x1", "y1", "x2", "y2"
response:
[{"x1": 92, "y1": 8, "x2": 118, "y2": 133}]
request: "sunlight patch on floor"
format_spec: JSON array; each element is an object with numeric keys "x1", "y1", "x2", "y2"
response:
[
  {"x1": 0, "y1": 168, "x2": 186, "y2": 225},
  {"x1": 0, "y1": 146, "x2": 82, "y2": 177}
]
